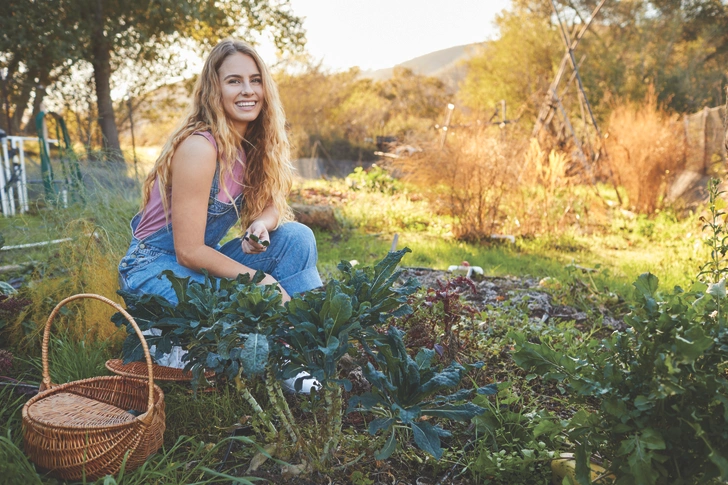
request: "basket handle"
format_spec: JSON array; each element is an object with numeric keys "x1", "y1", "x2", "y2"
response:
[{"x1": 41, "y1": 293, "x2": 156, "y2": 417}]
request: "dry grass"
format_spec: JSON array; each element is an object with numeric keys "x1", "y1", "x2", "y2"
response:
[{"x1": 605, "y1": 93, "x2": 685, "y2": 213}]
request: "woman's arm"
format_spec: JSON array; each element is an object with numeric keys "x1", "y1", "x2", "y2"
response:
[{"x1": 170, "y1": 136, "x2": 290, "y2": 300}]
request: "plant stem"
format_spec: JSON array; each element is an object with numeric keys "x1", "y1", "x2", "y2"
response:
[
  {"x1": 264, "y1": 369, "x2": 300, "y2": 445},
  {"x1": 234, "y1": 375, "x2": 277, "y2": 438},
  {"x1": 274, "y1": 378, "x2": 302, "y2": 441},
  {"x1": 321, "y1": 385, "x2": 343, "y2": 464}
]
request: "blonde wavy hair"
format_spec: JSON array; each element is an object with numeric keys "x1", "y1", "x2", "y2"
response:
[{"x1": 140, "y1": 39, "x2": 294, "y2": 229}]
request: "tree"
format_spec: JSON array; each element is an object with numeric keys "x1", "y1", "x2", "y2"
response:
[
  {"x1": 2, "y1": 0, "x2": 305, "y2": 163},
  {"x1": 458, "y1": 7, "x2": 562, "y2": 124},
  {"x1": 0, "y1": 1, "x2": 80, "y2": 135},
  {"x1": 459, "y1": 0, "x2": 728, "y2": 128},
  {"x1": 75, "y1": 0, "x2": 305, "y2": 163}
]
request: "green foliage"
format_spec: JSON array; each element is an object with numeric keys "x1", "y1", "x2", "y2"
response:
[
  {"x1": 469, "y1": 384, "x2": 563, "y2": 485},
  {"x1": 698, "y1": 178, "x2": 728, "y2": 282},
  {"x1": 348, "y1": 327, "x2": 492, "y2": 460},
  {"x1": 113, "y1": 270, "x2": 283, "y2": 388},
  {"x1": 114, "y1": 248, "x2": 487, "y2": 465},
  {"x1": 458, "y1": 8, "x2": 561, "y2": 121},
  {"x1": 510, "y1": 272, "x2": 728, "y2": 484},
  {"x1": 278, "y1": 65, "x2": 449, "y2": 160},
  {"x1": 25, "y1": 331, "x2": 113, "y2": 384},
  {"x1": 0, "y1": 434, "x2": 42, "y2": 485},
  {"x1": 346, "y1": 165, "x2": 401, "y2": 195}
]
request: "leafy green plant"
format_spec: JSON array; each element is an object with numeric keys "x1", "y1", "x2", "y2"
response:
[
  {"x1": 114, "y1": 249, "x2": 427, "y2": 471},
  {"x1": 346, "y1": 165, "x2": 401, "y2": 195},
  {"x1": 469, "y1": 384, "x2": 562, "y2": 485},
  {"x1": 348, "y1": 327, "x2": 492, "y2": 460},
  {"x1": 698, "y1": 178, "x2": 728, "y2": 282},
  {"x1": 510, "y1": 273, "x2": 728, "y2": 484}
]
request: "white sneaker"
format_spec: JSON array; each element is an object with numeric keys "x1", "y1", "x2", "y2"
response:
[{"x1": 281, "y1": 371, "x2": 321, "y2": 394}]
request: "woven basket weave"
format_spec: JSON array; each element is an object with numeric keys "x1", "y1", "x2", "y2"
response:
[
  {"x1": 106, "y1": 359, "x2": 215, "y2": 382},
  {"x1": 22, "y1": 294, "x2": 166, "y2": 481}
]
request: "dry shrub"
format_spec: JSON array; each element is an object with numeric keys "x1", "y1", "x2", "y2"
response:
[
  {"x1": 605, "y1": 93, "x2": 685, "y2": 213},
  {"x1": 522, "y1": 139, "x2": 573, "y2": 194},
  {"x1": 507, "y1": 139, "x2": 597, "y2": 235},
  {"x1": 396, "y1": 128, "x2": 525, "y2": 241}
]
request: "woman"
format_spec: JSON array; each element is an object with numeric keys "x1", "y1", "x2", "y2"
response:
[{"x1": 119, "y1": 40, "x2": 322, "y2": 365}]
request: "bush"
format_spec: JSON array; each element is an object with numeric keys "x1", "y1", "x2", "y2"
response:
[
  {"x1": 605, "y1": 91, "x2": 685, "y2": 214},
  {"x1": 396, "y1": 128, "x2": 526, "y2": 241}
]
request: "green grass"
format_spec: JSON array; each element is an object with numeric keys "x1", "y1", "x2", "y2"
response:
[
  {"x1": 309, "y1": 179, "x2": 706, "y2": 297},
  {"x1": 1, "y1": 175, "x2": 709, "y2": 306}
]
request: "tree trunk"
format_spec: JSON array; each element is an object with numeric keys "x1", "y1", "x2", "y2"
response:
[
  {"x1": 25, "y1": 82, "x2": 47, "y2": 135},
  {"x1": 21, "y1": 68, "x2": 50, "y2": 135},
  {"x1": 8, "y1": 83, "x2": 32, "y2": 136},
  {"x1": 2, "y1": 58, "x2": 21, "y2": 135},
  {"x1": 91, "y1": 0, "x2": 124, "y2": 164}
]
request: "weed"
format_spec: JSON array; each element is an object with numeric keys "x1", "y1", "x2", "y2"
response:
[{"x1": 469, "y1": 384, "x2": 562, "y2": 485}]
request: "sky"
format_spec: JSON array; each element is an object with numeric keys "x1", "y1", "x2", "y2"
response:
[{"x1": 268, "y1": 0, "x2": 512, "y2": 71}]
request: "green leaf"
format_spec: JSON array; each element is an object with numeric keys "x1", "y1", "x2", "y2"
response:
[
  {"x1": 639, "y1": 429, "x2": 666, "y2": 450},
  {"x1": 240, "y1": 333, "x2": 269, "y2": 376},
  {"x1": 161, "y1": 270, "x2": 191, "y2": 305},
  {"x1": 247, "y1": 233, "x2": 270, "y2": 247},
  {"x1": 708, "y1": 279, "x2": 727, "y2": 299},
  {"x1": 574, "y1": 441, "x2": 592, "y2": 485},
  {"x1": 421, "y1": 403, "x2": 485, "y2": 421},
  {"x1": 393, "y1": 403, "x2": 420, "y2": 424},
  {"x1": 633, "y1": 395, "x2": 652, "y2": 411},
  {"x1": 318, "y1": 336, "x2": 341, "y2": 357},
  {"x1": 476, "y1": 384, "x2": 498, "y2": 395},
  {"x1": 410, "y1": 421, "x2": 444, "y2": 460},
  {"x1": 533, "y1": 419, "x2": 563, "y2": 440},
  {"x1": 675, "y1": 325, "x2": 713, "y2": 364},
  {"x1": 415, "y1": 348, "x2": 436, "y2": 370},
  {"x1": 327, "y1": 292, "x2": 353, "y2": 326},
  {"x1": 375, "y1": 429, "x2": 398, "y2": 460},
  {"x1": 708, "y1": 450, "x2": 728, "y2": 479},
  {"x1": 368, "y1": 417, "x2": 395, "y2": 435},
  {"x1": 417, "y1": 362, "x2": 467, "y2": 399},
  {"x1": 633, "y1": 273, "x2": 659, "y2": 313}
]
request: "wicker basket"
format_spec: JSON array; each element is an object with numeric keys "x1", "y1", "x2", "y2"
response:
[
  {"x1": 22, "y1": 294, "x2": 166, "y2": 481},
  {"x1": 106, "y1": 359, "x2": 215, "y2": 382}
]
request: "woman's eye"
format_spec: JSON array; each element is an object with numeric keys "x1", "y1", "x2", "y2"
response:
[{"x1": 252, "y1": 78, "x2": 262, "y2": 84}]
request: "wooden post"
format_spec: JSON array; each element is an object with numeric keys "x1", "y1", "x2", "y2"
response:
[
  {"x1": 440, "y1": 103, "x2": 455, "y2": 149},
  {"x1": 550, "y1": 0, "x2": 602, "y2": 138},
  {"x1": 532, "y1": 0, "x2": 608, "y2": 138}
]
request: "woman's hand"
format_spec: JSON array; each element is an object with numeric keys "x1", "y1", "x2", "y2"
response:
[{"x1": 242, "y1": 220, "x2": 270, "y2": 254}]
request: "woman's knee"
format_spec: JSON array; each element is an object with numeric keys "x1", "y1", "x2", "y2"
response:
[{"x1": 273, "y1": 222, "x2": 317, "y2": 253}]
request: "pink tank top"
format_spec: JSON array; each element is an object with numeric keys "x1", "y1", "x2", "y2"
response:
[{"x1": 133, "y1": 132, "x2": 246, "y2": 240}]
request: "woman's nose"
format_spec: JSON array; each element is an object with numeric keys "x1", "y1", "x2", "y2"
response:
[{"x1": 242, "y1": 81, "x2": 254, "y2": 95}]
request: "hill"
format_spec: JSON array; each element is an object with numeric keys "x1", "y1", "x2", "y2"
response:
[{"x1": 360, "y1": 43, "x2": 484, "y2": 88}]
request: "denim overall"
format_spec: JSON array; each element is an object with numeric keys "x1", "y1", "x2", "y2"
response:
[{"x1": 119, "y1": 164, "x2": 322, "y2": 305}]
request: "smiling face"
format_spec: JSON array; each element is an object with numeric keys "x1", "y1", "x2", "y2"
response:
[{"x1": 218, "y1": 52, "x2": 265, "y2": 136}]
